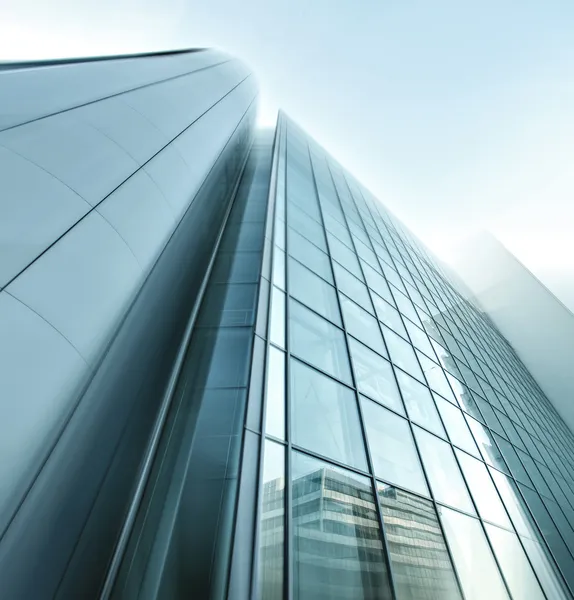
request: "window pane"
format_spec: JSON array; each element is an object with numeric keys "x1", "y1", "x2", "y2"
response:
[
  {"x1": 363, "y1": 263, "x2": 394, "y2": 304},
  {"x1": 291, "y1": 359, "x2": 367, "y2": 471},
  {"x1": 485, "y1": 524, "x2": 546, "y2": 600},
  {"x1": 361, "y1": 398, "x2": 428, "y2": 496},
  {"x1": 383, "y1": 327, "x2": 424, "y2": 381},
  {"x1": 489, "y1": 468, "x2": 538, "y2": 538},
  {"x1": 439, "y1": 507, "x2": 510, "y2": 600},
  {"x1": 265, "y1": 347, "x2": 285, "y2": 439},
  {"x1": 494, "y1": 435, "x2": 534, "y2": 487},
  {"x1": 333, "y1": 263, "x2": 373, "y2": 312},
  {"x1": 456, "y1": 450, "x2": 512, "y2": 528},
  {"x1": 288, "y1": 204, "x2": 328, "y2": 251},
  {"x1": 414, "y1": 428, "x2": 474, "y2": 513},
  {"x1": 466, "y1": 416, "x2": 509, "y2": 474},
  {"x1": 292, "y1": 452, "x2": 393, "y2": 600},
  {"x1": 258, "y1": 440, "x2": 285, "y2": 600},
  {"x1": 395, "y1": 370, "x2": 445, "y2": 436},
  {"x1": 270, "y1": 286, "x2": 285, "y2": 347},
  {"x1": 435, "y1": 395, "x2": 480, "y2": 456},
  {"x1": 349, "y1": 339, "x2": 404, "y2": 414},
  {"x1": 288, "y1": 228, "x2": 334, "y2": 284},
  {"x1": 378, "y1": 484, "x2": 462, "y2": 600},
  {"x1": 371, "y1": 294, "x2": 408, "y2": 337},
  {"x1": 290, "y1": 300, "x2": 352, "y2": 384},
  {"x1": 404, "y1": 319, "x2": 435, "y2": 358},
  {"x1": 340, "y1": 296, "x2": 386, "y2": 356},
  {"x1": 289, "y1": 259, "x2": 341, "y2": 326},
  {"x1": 328, "y1": 233, "x2": 362, "y2": 278},
  {"x1": 273, "y1": 248, "x2": 286, "y2": 289},
  {"x1": 521, "y1": 537, "x2": 572, "y2": 600},
  {"x1": 418, "y1": 352, "x2": 456, "y2": 402}
]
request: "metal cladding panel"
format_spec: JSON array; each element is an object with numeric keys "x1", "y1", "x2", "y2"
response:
[
  {"x1": 0, "y1": 146, "x2": 90, "y2": 286},
  {"x1": 7, "y1": 210, "x2": 143, "y2": 364},
  {"x1": 96, "y1": 169, "x2": 176, "y2": 269},
  {"x1": 0, "y1": 48, "x2": 257, "y2": 599},
  {"x1": 0, "y1": 53, "x2": 250, "y2": 291},
  {"x1": 0, "y1": 292, "x2": 88, "y2": 536},
  {"x1": 0, "y1": 49, "x2": 227, "y2": 131},
  {"x1": 77, "y1": 95, "x2": 170, "y2": 164},
  {"x1": 0, "y1": 111, "x2": 139, "y2": 205}
]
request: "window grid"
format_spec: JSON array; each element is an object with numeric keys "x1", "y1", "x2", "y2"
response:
[{"x1": 254, "y1": 115, "x2": 574, "y2": 600}]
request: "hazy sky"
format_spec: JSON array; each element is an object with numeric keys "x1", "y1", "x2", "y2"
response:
[{"x1": 3, "y1": 0, "x2": 574, "y2": 308}]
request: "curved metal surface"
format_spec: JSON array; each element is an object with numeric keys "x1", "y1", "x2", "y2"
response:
[{"x1": 0, "y1": 50, "x2": 258, "y2": 599}]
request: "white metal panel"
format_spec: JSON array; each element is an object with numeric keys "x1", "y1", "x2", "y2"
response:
[
  {"x1": 0, "y1": 291, "x2": 89, "y2": 529},
  {"x1": 0, "y1": 112, "x2": 138, "y2": 206},
  {"x1": 76, "y1": 96, "x2": 169, "y2": 165},
  {"x1": 121, "y1": 61, "x2": 245, "y2": 140},
  {"x1": 0, "y1": 49, "x2": 228, "y2": 131},
  {"x1": 7, "y1": 211, "x2": 142, "y2": 364},
  {"x1": 97, "y1": 170, "x2": 176, "y2": 271},
  {"x1": 143, "y1": 143, "x2": 194, "y2": 218},
  {"x1": 0, "y1": 146, "x2": 91, "y2": 287}
]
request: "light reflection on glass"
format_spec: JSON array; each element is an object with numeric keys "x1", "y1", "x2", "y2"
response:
[{"x1": 292, "y1": 452, "x2": 393, "y2": 600}]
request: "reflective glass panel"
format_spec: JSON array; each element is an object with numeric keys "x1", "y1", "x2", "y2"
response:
[
  {"x1": 418, "y1": 352, "x2": 456, "y2": 402},
  {"x1": 265, "y1": 347, "x2": 285, "y2": 439},
  {"x1": 404, "y1": 319, "x2": 435, "y2": 358},
  {"x1": 435, "y1": 395, "x2": 480, "y2": 456},
  {"x1": 288, "y1": 228, "x2": 334, "y2": 284},
  {"x1": 383, "y1": 327, "x2": 424, "y2": 381},
  {"x1": 466, "y1": 416, "x2": 509, "y2": 474},
  {"x1": 269, "y1": 286, "x2": 285, "y2": 348},
  {"x1": 362, "y1": 263, "x2": 394, "y2": 304},
  {"x1": 348, "y1": 339, "x2": 404, "y2": 414},
  {"x1": 439, "y1": 507, "x2": 510, "y2": 600},
  {"x1": 333, "y1": 263, "x2": 373, "y2": 312},
  {"x1": 272, "y1": 248, "x2": 286, "y2": 290},
  {"x1": 489, "y1": 468, "x2": 538, "y2": 538},
  {"x1": 290, "y1": 300, "x2": 352, "y2": 384},
  {"x1": 414, "y1": 428, "x2": 474, "y2": 513},
  {"x1": 371, "y1": 294, "x2": 408, "y2": 337},
  {"x1": 289, "y1": 258, "x2": 341, "y2": 326},
  {"x1": 328, "y1": 233, "x2": 363, "y2": 278},
  {"x1": 485, "y1": 523, "x2": 546, "y2": 600},
  {"x1": 378, "y1": 484, "x2": 462, "y2": 600},
  {"x1": 395, "y1": 370, "x2": 445, "y2": 436},
  {"x1": 258, "y1": 440, "x2": 285, "y2": 600},
  {"x1": 456, "y1": 450, "x2": 512, "y2": 528},
  {"x1": 361, "y1": 398, "x2": 428, "y2": 496},
  {"x1": 292, "y1": 451, "x2": 393, "y2": 600},
  {"x1": 291, "y1": 359, "x2": 367, "y2": 471},
  {"x1": 521, "y1": 537, "x2": 572, "y2": 600},
  {"x1": 340, "y1": 296, "x2": 386, "y2": 356},
  {"x1": 494, "y1": 434, "x2": 534, "y2": 487}
]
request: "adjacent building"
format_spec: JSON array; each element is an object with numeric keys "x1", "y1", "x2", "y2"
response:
[{"x1": 1, "y1": 50, "x2": 574, "y2": 600}]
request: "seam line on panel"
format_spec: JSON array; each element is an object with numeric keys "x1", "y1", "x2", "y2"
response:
[
  {"x1": 97, "y1": 97, "x2": 258, "y2": 600},
  {"x1": 0, "y1": 59, "x2": 232, "y2": 133},
  {"x1": 0, "y1": 74, "x2": 254, "y2": 295}
]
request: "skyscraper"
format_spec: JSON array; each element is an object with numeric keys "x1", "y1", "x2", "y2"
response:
[{"x1": 2, "y1": 50, "x2": 574, "y2": 600}]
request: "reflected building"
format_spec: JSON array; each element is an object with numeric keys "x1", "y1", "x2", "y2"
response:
[{"x1": 2, "y1": 50, "x2": 574, "y2": 600}]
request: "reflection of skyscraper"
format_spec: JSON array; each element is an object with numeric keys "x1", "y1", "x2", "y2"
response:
[
  {"x1": 291, "y1": 467, "x2": 389, "y2": 600},
  {"x1": 378, "y1": 486, "x2": 460, "y2": 600}
]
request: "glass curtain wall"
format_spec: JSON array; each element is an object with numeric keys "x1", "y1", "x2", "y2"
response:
[{"x1": 254, "y1": 113, "x2": 574, "y2": 600}]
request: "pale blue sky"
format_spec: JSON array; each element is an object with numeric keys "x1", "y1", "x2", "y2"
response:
[{"x1": 2, "y1": 0, "x2": 574, "y2": 307}]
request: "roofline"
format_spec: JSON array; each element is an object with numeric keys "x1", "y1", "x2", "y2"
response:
[{"x1": 0, "y1": 47, "x2": 207, "y2": 72}]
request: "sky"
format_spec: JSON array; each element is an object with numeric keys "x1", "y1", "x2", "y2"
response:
[{"x1": 2, "y1": 0, "x2": 574, "y2": 309}]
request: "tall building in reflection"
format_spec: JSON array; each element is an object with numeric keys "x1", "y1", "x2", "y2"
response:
[{"x1": 2, "y1": 51, "x2": 574, "y2": 600}]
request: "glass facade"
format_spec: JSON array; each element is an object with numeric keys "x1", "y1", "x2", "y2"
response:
[{"x1": 249, "y1": 113, "x2": 574, "y2": 600}]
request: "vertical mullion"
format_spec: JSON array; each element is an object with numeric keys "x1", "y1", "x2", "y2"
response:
[{"x1": 283, "y1": 116, "x2": 293, "y2": 600}]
